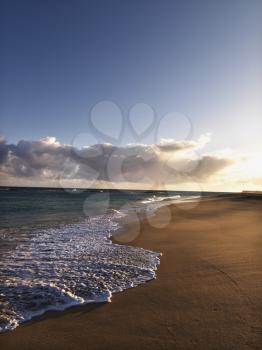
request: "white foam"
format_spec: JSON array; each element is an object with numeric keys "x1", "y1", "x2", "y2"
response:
[
  {"x1": 141, "y1": 194, "x2": 201, "y2": 213},
  {"x1": 141, "y1": 194, "x2": 181, "y2": 204},
  {"x1": 0, "y1": 212, "x2": 161, "y2": 333}
]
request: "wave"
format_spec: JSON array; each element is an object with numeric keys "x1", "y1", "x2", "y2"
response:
[
  {"x1": 141, "y1": 194, "x2": 181, "y2": 204},
  {"x1": 0, "y1": 191, "x2": 203, "y2": 333},
  {"x1": 138, "y1": 194, "x2": 201, "y2": 217},
  {"x1": 0, "y1": 212, "x2": 161, "y2": 333}
]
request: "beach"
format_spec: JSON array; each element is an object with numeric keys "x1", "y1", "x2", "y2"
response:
[{"x1": 1, "y1": 194, "x2": 262, "y2": 349}]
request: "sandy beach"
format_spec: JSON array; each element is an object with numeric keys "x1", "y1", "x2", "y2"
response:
[{"x1": 1, "y1": 194, "x2": 262, "y2": 350}]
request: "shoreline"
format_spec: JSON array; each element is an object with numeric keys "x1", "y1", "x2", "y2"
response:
[{"x1": 1, "y1": 194, "x2": 262, "y2": 349}]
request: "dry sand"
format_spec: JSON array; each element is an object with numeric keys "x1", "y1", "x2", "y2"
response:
[{"x1": 1, "y1": 194, "x2": 262, "y2": 349}]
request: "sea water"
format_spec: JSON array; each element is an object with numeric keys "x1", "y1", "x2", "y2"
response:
[{"x1": 0, "y1": 187, "x2": 205, "y2": 332}]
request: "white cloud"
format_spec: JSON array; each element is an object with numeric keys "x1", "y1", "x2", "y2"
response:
[{"x1": 0, "y1": 134, "x2": 257, "y2": 191}]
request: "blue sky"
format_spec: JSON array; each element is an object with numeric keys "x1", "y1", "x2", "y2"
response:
[
  {"x1": 0, "y1": 0, "x2": 262, "y2": 190},
  {"x1": 1, "y1": 0, "x2": 261, "y2": 148}
]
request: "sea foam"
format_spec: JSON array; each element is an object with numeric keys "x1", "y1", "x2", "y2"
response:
[{"x1": 0, "y1": 211, "x2": 161, "y2": 333}]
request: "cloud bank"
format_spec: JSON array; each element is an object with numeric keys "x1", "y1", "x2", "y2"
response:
[{"x1": 0, "y1": 134, "x2": 239, "y2": 190}]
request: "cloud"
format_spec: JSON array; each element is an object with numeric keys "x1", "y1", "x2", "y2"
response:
[
  {"x1": 0, "y1": 137, "x2": 9, "y2": 164},
  {"x1": 157, "y1": 133, "x2": 211, "y2": 152},
  {"x1": 190, "y1": 155, "x2": 235, "y2": 179},
  {"x1": 0, "y1": 134, "x2": 237, "y2": 189}
]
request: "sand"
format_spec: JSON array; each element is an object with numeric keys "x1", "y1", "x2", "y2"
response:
[{"x1": 1, "y1": 194, "x2": 262, "y2": 349}]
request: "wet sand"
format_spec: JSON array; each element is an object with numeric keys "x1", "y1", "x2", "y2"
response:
[{"x1": 1, "y1": 194, "x2": 262, "y2": 349}]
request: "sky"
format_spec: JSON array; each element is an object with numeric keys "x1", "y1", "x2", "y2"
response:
[{"x1": 0, "y1": 0, "x2": 262, "y2": 191}]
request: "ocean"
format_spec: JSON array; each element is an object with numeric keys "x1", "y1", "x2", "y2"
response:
[{"x1": 0, "y1": 187, "x2": 208, "y2": 332}]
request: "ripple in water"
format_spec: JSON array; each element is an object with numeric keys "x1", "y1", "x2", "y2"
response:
[{"x1": 0, "y1": 212, "x2": 161, "y2": 332}]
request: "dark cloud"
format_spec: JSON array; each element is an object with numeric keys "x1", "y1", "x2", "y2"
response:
[
  {"x1": 193, "y1": 155, "x2": 235, "y2": 179},
  {"x1": 157, "y1": 139, "x2": 200, "y2": 152},
  {"x1": 0, "y1": 136, "x2": 235, "y2": 187},
  {"x1": 0, "y1": 137, "x2": 9, "y2": 164}
]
